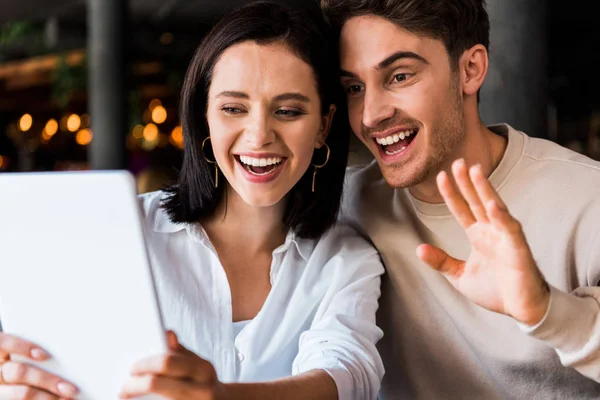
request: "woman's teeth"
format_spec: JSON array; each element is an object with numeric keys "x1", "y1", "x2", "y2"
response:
[
  {"x1": 375, "y1": 129, "x2": 416, "y2": 146},
  {"x1": 239, "y1": 156, "x2": 282, "y2": 167}
]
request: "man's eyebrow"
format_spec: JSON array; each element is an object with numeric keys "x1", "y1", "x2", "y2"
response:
[
  {"x1": 377, "y1": 51, "x2": 428, "y2": 70},
  {"x1": 340, "y1": 51, "x2": 428, "y2": 80},
  {"x1": 340, "y1": 69, "x2": 359, "y2": 79}
]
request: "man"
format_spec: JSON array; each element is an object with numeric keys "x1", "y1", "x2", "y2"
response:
[{"x1": 321, "y1": 0, "x2": 600, "y2": 398}]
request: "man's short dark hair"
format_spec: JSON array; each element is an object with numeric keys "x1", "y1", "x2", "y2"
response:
[
  {"x1": 161, "y1": 1, "x2": 349, "y2": 239},
  {"x1": 321, "y1": 0, "x2": 490, "y2": 66}
]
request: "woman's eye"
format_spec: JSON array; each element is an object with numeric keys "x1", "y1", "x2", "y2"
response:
[
  {"x1": 221, "y1": 107, "x2": 245, "y2": 114},
  {"x1": 275, "y1": 109, "x2": 303, "y2": 117}
]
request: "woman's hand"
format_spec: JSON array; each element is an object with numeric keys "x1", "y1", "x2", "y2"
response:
[
  {"x1": 120, "y1": 331, "x2": 223, "y2": 399},
  {"x1": 0, "y1": 332, "x2": 79, "y2": 399}
]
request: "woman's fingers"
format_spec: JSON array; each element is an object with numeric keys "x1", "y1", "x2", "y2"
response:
[
  {"x1": 0, "y1": 384, "x2": 63, "y2": 400},
  {"x1": 0, "y1": 361, "x2": 78, "y2": 398},
  {"x1": 0, "y1": 333, "x2": 50, "y2": 361}
]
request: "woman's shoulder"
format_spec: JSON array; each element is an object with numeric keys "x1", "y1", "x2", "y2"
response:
[
  {"x1": 138, "y1": 190, "x2": 165, "y2": 219},
  {"x1": 137, "y1": 190, "x2": 180, "y2": 234}
]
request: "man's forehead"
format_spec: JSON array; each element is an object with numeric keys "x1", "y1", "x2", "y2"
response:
[{"x1": 339, "y1": 15, "x2": 436, "y2": 71}]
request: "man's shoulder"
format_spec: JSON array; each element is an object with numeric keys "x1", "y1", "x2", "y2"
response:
[
  {"x1": 340, "y1": 160, "x2": 408, "y2": 230},
  {"x1": 514, "y1": 132, "x2": 600, "y2": 202},
  {"x1": 523, "y1": 133, "x2": 600, "y2": 178},
  {"x1": 344, "y1": 160, "x2": 387, "y2": 196}
]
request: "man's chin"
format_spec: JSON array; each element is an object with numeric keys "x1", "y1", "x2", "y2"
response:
[{"x1": 377, "y1": 161, "x2": 430, "y2": 189}]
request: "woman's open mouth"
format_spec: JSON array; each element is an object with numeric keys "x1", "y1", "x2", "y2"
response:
[
  {"x1": 234, "y1": 155, "x2": 287, "y2": 183},
  {"x1": 236, "y1": 155, "x2": 284, "y2": 175}
]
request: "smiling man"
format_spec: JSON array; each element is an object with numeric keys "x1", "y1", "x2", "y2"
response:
[{"x1": 321, "y1": 0, "x2": 600, "y2": 398}]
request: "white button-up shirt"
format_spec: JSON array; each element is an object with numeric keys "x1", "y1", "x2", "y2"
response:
[{"x1": 139, "y1": 191, "x2": 385, "y2": 400}]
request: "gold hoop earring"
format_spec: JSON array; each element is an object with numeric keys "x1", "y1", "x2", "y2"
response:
[
  {"x1": 311, "y1": 143, "x2": 330, "y2": 193},
  {"x1": 201, "y1": 137, "x2": 219, "y2": 188}
]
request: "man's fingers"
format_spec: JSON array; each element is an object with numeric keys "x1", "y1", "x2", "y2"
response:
[
  {"x1": 452, "y1": 159, "x2": 489, "y2": 223},
  {"x1": 470, "y1": 164, "x2": 507, "y2": 209},
  {"x1": 437, "y1": 171, "x2": 476, "y2": 228},
  {"x1": 417, "y1": 244, "x2": 465, "y2": 278},
  {"x1": 486, "y1": 199, "x2": 526, "y2": 246}
]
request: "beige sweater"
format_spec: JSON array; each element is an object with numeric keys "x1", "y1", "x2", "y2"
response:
[{"x1": 342, "y1": 124, "x2": 600, "y2": 399}]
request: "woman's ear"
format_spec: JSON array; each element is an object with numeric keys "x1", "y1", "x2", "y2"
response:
[{"x1": 316, "y1": 104, "x2": 336, "y2": 148}]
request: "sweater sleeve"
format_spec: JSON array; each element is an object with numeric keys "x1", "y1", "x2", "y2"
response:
[{"x1": 519, "y1": 285, "x2": 600, "y2": 382}]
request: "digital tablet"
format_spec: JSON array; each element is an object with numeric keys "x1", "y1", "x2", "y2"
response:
[{"x1": 0, "y1": 171, "x2": 166, "y2": 399}]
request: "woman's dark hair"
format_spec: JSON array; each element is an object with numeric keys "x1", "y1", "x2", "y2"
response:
[{"x1": 162, "y1": 0, "x2": 349, "y2": 239}]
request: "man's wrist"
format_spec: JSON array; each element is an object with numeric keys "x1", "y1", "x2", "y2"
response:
[{"x1": 519, "y1": 280, "x2": 551, "y2": 326}]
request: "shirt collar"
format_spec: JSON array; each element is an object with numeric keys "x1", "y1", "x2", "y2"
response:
[
  {"x1": 152, "y1": 207, "x2": 187, "y2": 233},
  {"x1": 274, "y1": 230, "x2": 312, "y2": 262},
  {"x1": 152, "y1": 206, "x2": 312, "y2": 262}
]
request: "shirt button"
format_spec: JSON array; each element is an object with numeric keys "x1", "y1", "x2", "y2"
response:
[{"x1": 237, "y1": 351, "x2": 245, "y2": 362}]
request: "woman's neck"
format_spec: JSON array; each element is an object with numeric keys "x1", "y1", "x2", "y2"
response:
[{"x1": 202, "y1": 185, "x2": 288, "y2": 254}]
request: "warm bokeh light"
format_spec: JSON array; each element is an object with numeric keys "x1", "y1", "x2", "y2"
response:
[
  {"x1": 149, "y1": 98, "x2": 162, "y2": 111},
  {"x1": 67, "y1": 114, "x2": 81, "y2": 132},
  {"x1": 0, "y1": 156, "x2": 4, "y2": 169},
  {"x1": 19, "y1": 114, "x2": 33, "y2": 131},
  {"x1": 132, "y1": 124, "x2": 144, "y2": 139},
  {"x1": 170, "y1": 125, "x2": 184, "y2": 149},
  {"x1": 143, "y1": 123, "x2": 159, "y2": 141},
  {"x1": 44, "y1": 119, "x2": 58, "y2": 137},
  {"x1": 76, "y1": 129, "x2": 93, "y2": 146},
  {"x1": 151, "y1": 105, "x2": 167, "y2": 124}
]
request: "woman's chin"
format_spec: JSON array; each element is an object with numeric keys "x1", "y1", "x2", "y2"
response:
[{"x1": 239, "y1": 192, "x2": 286, "y2": 209}]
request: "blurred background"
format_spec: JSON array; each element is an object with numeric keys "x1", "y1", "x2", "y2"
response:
[{"x1": 0, "y1": 0, "x2": 598, "y2": 193}]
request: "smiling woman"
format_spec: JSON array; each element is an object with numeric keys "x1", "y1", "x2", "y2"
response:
[
  {"x1": 0, "y1": 1, "x2": 385, "y2": 400},
  {"x1": 205, "y1": 40, "x2": 334, "y2": 207},
  {"x1": 162, "y1": 1, "x2": 350, "y2": 239}
]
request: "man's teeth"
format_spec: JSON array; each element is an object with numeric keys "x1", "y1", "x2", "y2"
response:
[
  {"x1": 375, "y1": 129, "x2": 416, "y2": 146},
  {"x1": 239, "y1": 155, "x2": 282, "y2": 167},
  {"x1": 385, "y1": 147, "x2": 406, "y2": 155}
]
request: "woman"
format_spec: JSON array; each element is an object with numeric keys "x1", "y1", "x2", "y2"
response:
[{"x1": 0, "y1": 2, "x2": 384, "y2": 399}]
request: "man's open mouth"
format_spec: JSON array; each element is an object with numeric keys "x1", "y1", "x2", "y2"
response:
[{"x1": 374, "y1": 128, "x2": 419, "y2": 155}]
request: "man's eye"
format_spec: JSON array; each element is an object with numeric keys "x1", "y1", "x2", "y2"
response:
[
  {"x1": 392, "y1": 73, "x2": 408, "y2": 83},
  {"x1": 346, "y1": 85, "x2": 363, "y2": 94}
]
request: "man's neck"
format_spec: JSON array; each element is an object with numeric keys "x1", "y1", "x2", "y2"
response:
[
  {"x1": 202, "y1": 186, "x2": 288, "y2": 255},
  {"x1": 409, "y1": 119, "x2": 508, "y2": 204}
]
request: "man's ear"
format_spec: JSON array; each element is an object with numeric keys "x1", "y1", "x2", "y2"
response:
[{"x1": 460, "y1": 44, "x2": 489, "y2": 97}]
